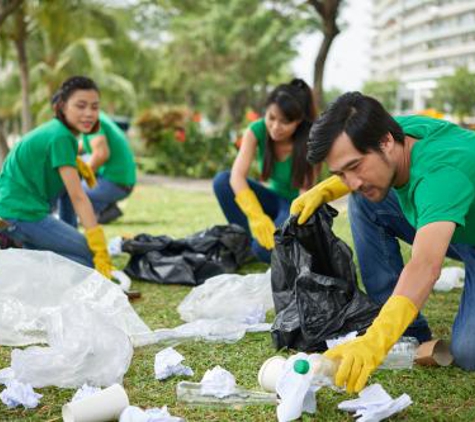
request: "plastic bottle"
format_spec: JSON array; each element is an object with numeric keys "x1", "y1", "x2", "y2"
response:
[
  {"x1": 176, "y1": 381, "x2": 277, "y2": 407},
  {"x1": 379, "y1": 336, "x2": 418, "y2": 370},
  {"x1": 293, "y1": 354, "x2": 339, "y2": 386},
  {"x1": 258, "y1": 353, "x2": 339, "y2": 393}
]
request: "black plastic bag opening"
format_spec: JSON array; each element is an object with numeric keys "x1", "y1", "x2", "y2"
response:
[{"x1": 270, "y1": 205, "x2": 381, "y2": 352}]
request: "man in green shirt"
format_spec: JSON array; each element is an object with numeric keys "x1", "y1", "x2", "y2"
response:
[{"x1": 291, "y1": 92, "x2": 475, "y2": 393}]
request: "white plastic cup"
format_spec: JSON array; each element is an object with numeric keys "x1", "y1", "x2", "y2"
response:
[
  {"x1": 258, "y1": 356, "x2": 286, "y2": 392},
  {"x1": 62, "y1": 384, "x2": 129, "y2": 422}
]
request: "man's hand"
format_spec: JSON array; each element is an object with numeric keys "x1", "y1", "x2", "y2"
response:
[
  {"x1": 324, "y1": 295, "x2": 418, "y2": 393},
  {"x1": 290, "y1": 175, "x2": 350, "y2": 224}
]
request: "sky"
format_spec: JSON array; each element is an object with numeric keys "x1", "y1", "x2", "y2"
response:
[{"x1": 291, "y1": 0, "x2": 372, "y2": 92}]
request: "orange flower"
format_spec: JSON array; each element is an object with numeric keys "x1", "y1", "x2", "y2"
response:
[
  {"x1": 246, "y1": 110, "x2": 260, "y2": 122},
  {"x1": 192, "y1": 112, "x2": 202, "y2": 123},
  {"x1": 174, "y1": 128, "x2": 186, "y2": 143}
]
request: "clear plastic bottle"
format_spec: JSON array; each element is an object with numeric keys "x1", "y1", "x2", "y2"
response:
[
  {"x1": 293, "y1": 354, "x2": 339, "y2": 386},
  {"x1": 176, "y1": 381, "x2": 277, "y2": 407},
  {"x1": 379, "y1": 336, "x2": 418, "y2": 370},
  {"x1": 258, "y1": 353, "x2": 339, "y2": 392}
]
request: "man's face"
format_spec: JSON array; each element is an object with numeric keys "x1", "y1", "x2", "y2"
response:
[{"x1": 327, "y1": 131, "x2": 396, "y2": 202}]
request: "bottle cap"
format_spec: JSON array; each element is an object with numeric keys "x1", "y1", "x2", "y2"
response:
[{"x1": 293, "y1": 359, "x2": 310, "y2": 374}]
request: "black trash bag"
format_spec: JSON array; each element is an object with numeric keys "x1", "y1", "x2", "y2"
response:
[
  {"x1": 271, "y1": 205, "x2": 381, "y2": 352},
  {"x1": 122, "y1": 224, "x2": 251, "y2": 286}
]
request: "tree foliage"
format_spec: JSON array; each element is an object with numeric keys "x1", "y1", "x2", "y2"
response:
[
  {"x1": 362, "y1": 79, "x2": 398, "y2": 112},
  {"x1": 433, "y1": 67, "x2": 475, "y2": 122},
  {"x1": 145, "y1": 0, "x2": 316, "y2": 122}
]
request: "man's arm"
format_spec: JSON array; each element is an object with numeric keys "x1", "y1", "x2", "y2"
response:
[{"x1": 393, "y1": 221, "x2": 456, "y2": 308}]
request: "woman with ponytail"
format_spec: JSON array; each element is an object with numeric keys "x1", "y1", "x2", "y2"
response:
[
  {"x1": 213, "y1": 79, "x2": 318, "y2": 262},
  {"x1": 0, "y1": 76, "x2": 113, "y2": 278}
]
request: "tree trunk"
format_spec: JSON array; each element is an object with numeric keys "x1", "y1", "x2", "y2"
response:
[
  {"x1": 0, "y1": 0, "x2": 23, "y2": 27},
  {"x1": 308, "y1": 0, "x2": 341, "y2": 114},
  {"x1": 13, "y1": 3, "x2": 32, "y2": 133},
  {"x1": 0, "y1": 120, "x2": 10, "y2": 165}
]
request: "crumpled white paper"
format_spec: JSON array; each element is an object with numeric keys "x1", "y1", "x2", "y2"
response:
[
  {"x1": 120, "y1": 405, "x2": 184, "y2": 422},
  {"x1": 200, "y1": 366, "x2": 236, "y2": 398},
  {"x1": 434, "y1": 267, "x2": 465, "y2": 292},
  {"x1": 276, "y1": 353, "x2": 321, "y2": 422},
  {"x1": 338, "y1": 383, "x2": 412, "y2": 422},
  {"x1": 108, "y1": 236, "x2": 124, "y2": 256},
  {"x1": 0, "y1": 379, "x2": 42, "y2": 409},
  {"x1": 71, "y1": 383, "x2": 102, "y2": 402},
  {"x1": 154, "y1": 348, "x2": 193, "y2": 381}
]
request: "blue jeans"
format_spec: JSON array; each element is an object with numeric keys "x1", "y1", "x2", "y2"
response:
[
  {"x1": 59, "y1": 177, "x2": 132, "y2": 227},
  {"x1": 213, "y1": 170, "x2": 291, "y2": 263},
  {"x1": 2, "y1": 216, "x2": 93, "y2": 267},
  {"x1": 349, "y1": 189, "x2": 475, "y2": 370}
]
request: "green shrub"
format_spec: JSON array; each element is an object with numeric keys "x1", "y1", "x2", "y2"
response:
[{"x1": 135, "y1": 106, "x2": 237, "y2": 178}]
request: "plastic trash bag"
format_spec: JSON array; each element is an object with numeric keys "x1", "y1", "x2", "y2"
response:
[
  {"x1": 11, "y1": 304, "x2": 133, "y2": 388},
  {"x1": 178, "y1": 271, "x2": 273, "y2": 323},
  {"x1": 0, "y1": 250, "x2": 150, "y2": 347},
  {"x1": 271, "y1": 206, "x2": 381, "y2": 352},
  {"x1": 122, "y1": 224, "x2": 251, "y2": 286}
]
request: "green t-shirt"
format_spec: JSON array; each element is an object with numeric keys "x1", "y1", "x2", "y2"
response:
[
  {"x1": 82, "y1": 112, "x2": 136, "y2": 187},
  {"x1": 249, "y1": 118, "x2": 299, "y2": 201},
  {"x1": 0, "y1": 119, "x2": 78, "y2": 221},
  {"x1": 395, "y1": 115, "x2": 475, "y2": 246}
]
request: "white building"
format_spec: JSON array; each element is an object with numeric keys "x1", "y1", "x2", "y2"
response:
[{"x1": 371, "y1": 0, "x2": 475, "y2": 111}]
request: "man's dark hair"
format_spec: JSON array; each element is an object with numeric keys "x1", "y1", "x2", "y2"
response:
[
  {"x1": 307, "y1": 92, "x2": 405, "y2": 164},
  {"x1": 52, "y1": 76, "x2": 100, "y2": 132},
  {"x1": 262, "y1": 78, "x2": 317, "y2": 189}
]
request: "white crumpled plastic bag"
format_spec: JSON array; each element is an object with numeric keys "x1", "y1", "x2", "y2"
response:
[
  {"x1": 0, "y1": 249, "x2": 150, "y2": 347},
  {"x1": 11, "y1": 304, "x2": 133, "y2": 388},
  {"x1": 0, "y1": 250, "x2": 151, "y2": 388},
  {"x1": 178, "y1": 271, "x2": 273, "y2": 323}
]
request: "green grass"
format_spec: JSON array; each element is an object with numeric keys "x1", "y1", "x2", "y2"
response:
[{"x1": 1, "y1": 184, "x2": 475, "y2": 421}]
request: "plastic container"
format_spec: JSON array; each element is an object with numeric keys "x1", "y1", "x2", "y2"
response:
[
  {"x1": 379, "y1": 336, "x2": 418, "y2": 370},
  {"x1": 62, "y1": 384, "x2": 129, "y2": 422},
  {"x1": 258, "y1": 354, "x2": 339, "y2": 393},
  {"x1": 176, "y1": 381, "x2": 277, "y2": 407}
]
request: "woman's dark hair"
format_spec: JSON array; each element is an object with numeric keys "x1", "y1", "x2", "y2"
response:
[
  {"x1": 52, "y1": 75, "x2": 100, "y2": 133},
  {"x1": 262, "y1": 78, "x2": 317, "y2": 189},
  {"x1": 307, "y1": 91, "x2": 405, "y2": 164}
]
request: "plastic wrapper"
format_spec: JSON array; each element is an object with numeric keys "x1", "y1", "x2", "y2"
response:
[
  {"x1": 122, "y1": 224, "x2": 251, "y2": 286},
  {"x1": 11, "y1": 303, "x2": 133, "y2": 388},
  {"x1": 178, "y1": 271, "x2": 273, "y2": 323},
  {"x1": 271, "y1": 207, "x2": 381, "y2": 352},
  {"x1": 0, "y1": 249, "x2": 150, "y2": 347}
]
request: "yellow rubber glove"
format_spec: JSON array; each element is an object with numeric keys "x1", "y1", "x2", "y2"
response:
[
  {"x1": 85, "y1": 226, "x2": 113, "y2": 279},
  {"x1": 235, "y1": 188, "x2": 276, "y2": 250},
  {"x1": 76, "y1": 157, "x2": 97, "y2": 189},
  {"x1": 290, "y1": 175, "x2": 350, "y2": 225},
  {"x1": 324, "y1": 295, "x2": 418, "y2": 393}
]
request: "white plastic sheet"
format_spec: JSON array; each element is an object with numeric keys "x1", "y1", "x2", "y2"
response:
[
  {"x1": 0, "y1": 249, "x2": 150, "y2": 347},
  {"x1": 0, "y1": 250, "x2": 152, "y2": 388},
  {"x1": 11, "y1": 303, "x2": 134, "y2": 388},
  {"x1": 178, "y1": 271, "x2": 273, "y2": 323}
]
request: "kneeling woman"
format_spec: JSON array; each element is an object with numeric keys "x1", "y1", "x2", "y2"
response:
[
  {"x1": 59, "y1": 111, "x2": 136, "y2": 225},
  {"x1": 213, "y1": 79, "x2": 318, "y2": 262},
  {"x1": 0, "y1": 76, "x2": 112, "y2": 277}
]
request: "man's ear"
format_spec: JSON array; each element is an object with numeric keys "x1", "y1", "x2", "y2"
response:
[{"x1": 379, "y1": 132, "x2": 394, "y2": 152}]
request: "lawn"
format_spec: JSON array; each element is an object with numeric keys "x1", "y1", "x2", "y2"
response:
[{"x1": 1, "y1": 184, "x2": 474, "y2": 421}]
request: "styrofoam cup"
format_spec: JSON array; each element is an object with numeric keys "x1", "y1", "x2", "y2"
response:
[
  {"x1": 62, "y1": 383, "x2": 129, "y2": 422},
  {"x1": 258, "y1": 356, "x2": 286, "y2": 392}
]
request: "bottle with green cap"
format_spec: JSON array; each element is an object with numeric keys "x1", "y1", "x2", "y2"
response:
[{"x1": 293, "y1": 354, "x2": 339, "y2": 386}]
